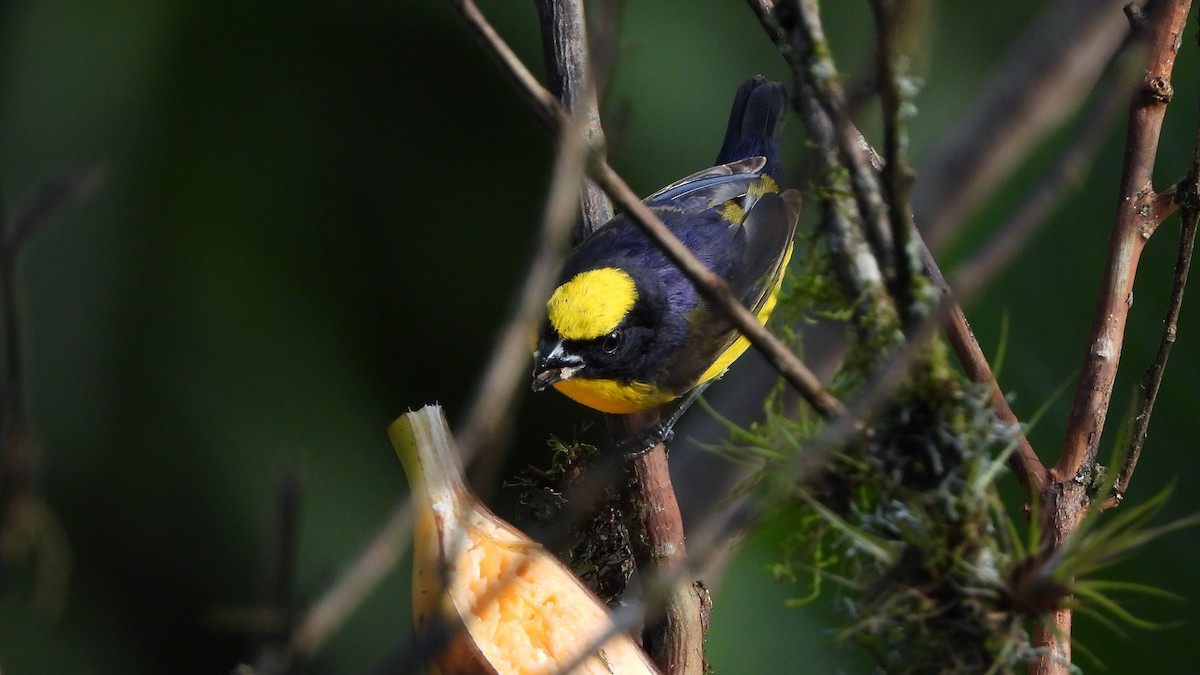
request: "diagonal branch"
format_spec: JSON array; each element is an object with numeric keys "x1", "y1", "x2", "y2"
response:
[{"x1": 917, "y1": 240, "x2": 1048, "y2": 495}]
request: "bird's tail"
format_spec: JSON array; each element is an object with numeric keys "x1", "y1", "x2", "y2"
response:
[{"x1": 714, "y1": 76, "x2": 787, "y2": 179}]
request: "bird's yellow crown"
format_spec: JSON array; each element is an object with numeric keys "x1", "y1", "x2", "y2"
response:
[{"x1": 546, "y1": 267, "x2": 638, "y2": 341}]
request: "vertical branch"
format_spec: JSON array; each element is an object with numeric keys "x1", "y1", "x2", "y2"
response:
[
  {"x1": 1057, "y1": 0, "x2": 1189, "y2": 485},
  {"x1": 534, "y1": 0, "x2": 614, "y2": 236},
  {"x1": 535, "y1": 2, "x2": 704, "y2": 670},
  {"x1": 610, "y1": 413, "x2": 705, "y2": 675},
  {"x1": 1035, "y1": 3, "x2": 1192, "y2": 673},
  {"x1": 870, "y1": 0, "x2": 922, "y2": 324},
  {"x1": 785, "y1": 0, "x2": 896, "y2": 287}
]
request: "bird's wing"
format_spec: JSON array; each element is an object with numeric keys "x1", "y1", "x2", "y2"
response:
[
  {"x1": 645, "y1": 157, "x2": 766, "y2": 210},
  {"x1": 731, "y1": 189, "x2": 802, "y2": 314},
  {"x1": 660, "y1": 189, "x2": 800, "y2": 393}
]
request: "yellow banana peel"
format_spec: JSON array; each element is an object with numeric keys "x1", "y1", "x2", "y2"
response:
[{"x1": 389, "y1": 405, "x2": 660, "y2": 675}]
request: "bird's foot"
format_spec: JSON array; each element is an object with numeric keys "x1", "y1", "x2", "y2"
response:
[{"x1": 615, "y1": 423, "x2": 674, "y2": 460}]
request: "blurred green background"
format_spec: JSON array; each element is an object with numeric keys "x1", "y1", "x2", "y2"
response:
[{"x1": 0, "y1": 1, "x2": 1198, "y2": 673}]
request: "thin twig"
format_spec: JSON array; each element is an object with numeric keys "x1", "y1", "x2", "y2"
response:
[
  {"x1": 1108, "y1": 181, "x2": 1198, "y2": 508},
  {"x1": 457, "y1": 111, "x2": 592, "y2": 490},
  {"x1": 445, "y1": 0, "x2": 565, "y2": 134},
  {"x1": 284, "y1": 501, "x2": 414, "y2": 663},
  {"x1": 917, "y1": 240, "x2": 1047, "y2": 495},
  {"x1": 278, "y1": 90, "x2": 598, "y2": 675}
]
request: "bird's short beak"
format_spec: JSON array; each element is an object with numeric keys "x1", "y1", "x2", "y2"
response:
[{"x1": 531, "y1": 340, "x2": 584, "y2": 391}]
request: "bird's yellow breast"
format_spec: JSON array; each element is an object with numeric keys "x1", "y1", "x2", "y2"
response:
[{"x1": 552, "y1": 377, "x2": 677, "y2": 414}]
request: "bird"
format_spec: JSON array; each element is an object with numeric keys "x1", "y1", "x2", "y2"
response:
[{"x1": 531, "y1": 76, "x2": 801, "y2": 445}]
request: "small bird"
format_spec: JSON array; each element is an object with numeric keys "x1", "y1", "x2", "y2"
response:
[{"x1": 531, "y1": 77, "x2": 801, "y2": 434}]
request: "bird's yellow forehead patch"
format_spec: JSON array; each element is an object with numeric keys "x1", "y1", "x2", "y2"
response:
[{"x1": 547, "y1": 267, "x2": 637, "y2": 341}]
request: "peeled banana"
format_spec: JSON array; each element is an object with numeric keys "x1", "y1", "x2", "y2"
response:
[{"x1": 389, "y1": 405, "x2": 660, "y2": 674}]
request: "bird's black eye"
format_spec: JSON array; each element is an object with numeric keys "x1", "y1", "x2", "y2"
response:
[{"x1": 601, "y1": 330, "x2": 622, "y2": 354}]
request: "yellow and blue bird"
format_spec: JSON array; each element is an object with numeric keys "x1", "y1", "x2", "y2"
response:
[{"x1": 531, "y1": 77, "x2": 801, "y2": 431}]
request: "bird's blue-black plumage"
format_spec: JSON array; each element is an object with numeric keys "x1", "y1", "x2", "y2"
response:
[{"x1": 533, "y1": 77, "x2": 800, "y2": 411}]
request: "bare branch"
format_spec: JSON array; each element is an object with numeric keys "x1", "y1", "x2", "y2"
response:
[
  {"x1": 534, "y1": 0, "x2": 614, "y2": 236},
  {"x1": 1034, "y1": 3, "x2": 1193, "y2": 672},
  {"x1": 283, "y1": 501, "x2": 414, "y2": 664},
  {"x1": 1057, "y1": 0, "x2": 1189, "y2": 484},
  {"x1": 916, "y1": 240, "x2": 1048, "y2": 494},
  {"x1": 8, "y1": 160, "x2": 105, "y2": 252},
  {"x1": 445, "y1": 0, "x2": 566, "y2": 134},
  {"x1": 534, "y1": 3, "x2": 705, "y2": 668},
  {"x1": 457, "y1": 112, "x2": 591, "y2": 488},
  {"x1": 611, "y1": 413, "x2": 704, "y2": 674},
  {"x1": 1108, "y1": 180, "x2": 1197, "y2": 508}
]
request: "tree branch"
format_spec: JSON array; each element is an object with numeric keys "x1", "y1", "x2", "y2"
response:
[
  {"x1": 917, "y1": 240, "x2": 1048, "y2": 495},
  {"x1": 1057, "y1": 0, "x2": 1188, "y2": 487},
  {"x1": 1108, "y1": 175, "x2": 1197, "y2": 508},
  {"x1": 783, "y1": 0, "x2": 897, "y2": 292},
  {"x1": 535, "y1": 2, "x2": 705, "y2": 670},
  {"x1": 870, "y1": 0, "x2": 922, "y2": 325},
  {"x1": 534, "y1": 0, "x2": 614, "y2": 236},
  {"x1": 1034, "y1": 3, "x2": 1192, "y2": 672}
]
